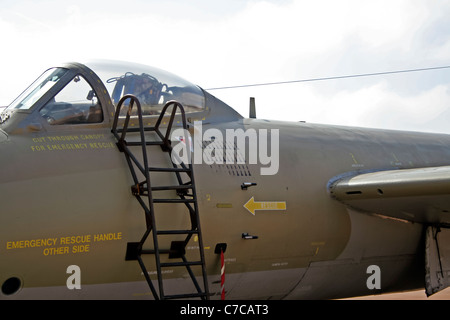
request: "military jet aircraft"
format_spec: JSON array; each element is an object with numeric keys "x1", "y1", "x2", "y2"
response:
[{"x1": 1, "y1": 60, "x2": 450, "y2": 300}]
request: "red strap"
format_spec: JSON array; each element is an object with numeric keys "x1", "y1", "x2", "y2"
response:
[{"x1": 221, "y1": 249, "x2": 225, "y2": 300}]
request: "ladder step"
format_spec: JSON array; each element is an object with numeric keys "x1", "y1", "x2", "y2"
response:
[
  {"x1": 131, "y1": 184, "x2": 193, "y2": 195},
  {"x1": 157, "y1": 230, "x2": 199, "y2": 235},
  {"x1": 151, "y1": 185, "x2": 192, "y2": 191},
  {"x1": 149, "y1": 167, "x2": 191, "y2": 172},
  {"x1": 126, "y1": 141, "x2": 165, "y2": 147},
  {"x1": 153, "y1": 199, "x2": 195, "y2": 203},
  {"x1": 160, "y1": 261, "x2": 203, "y2": 268},
  {"x1": 163, "y1": 292, "x2": 208, "y2": 300},
  {"x1": 115, "y1": 127, "x2": 156, "y2": 133}
]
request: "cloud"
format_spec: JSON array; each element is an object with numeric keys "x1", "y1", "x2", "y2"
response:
[{"x1": 210, "y1": 79, "x2": 450, "y2": 133}]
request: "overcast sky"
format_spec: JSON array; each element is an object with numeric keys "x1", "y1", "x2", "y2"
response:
[{"x1": 1, "y1": 0, "x2": 450, "y2": 133}]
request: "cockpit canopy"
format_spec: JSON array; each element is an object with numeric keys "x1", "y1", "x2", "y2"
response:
[{"x1": 87, "y1": 60, "x2": 205, "y2": 116}]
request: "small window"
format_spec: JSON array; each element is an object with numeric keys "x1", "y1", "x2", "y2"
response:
[{"x1": 39, "y1": 75, "x2": 103, "y2": 125}]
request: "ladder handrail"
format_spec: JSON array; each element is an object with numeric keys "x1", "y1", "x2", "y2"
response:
[{"x1": 112, "y1": 96, "x2": 189, "y2": 148}]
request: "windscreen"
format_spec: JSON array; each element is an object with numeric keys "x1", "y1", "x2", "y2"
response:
[{"x1": 6, "y1": 68, "x2": 68, "y2": 111}]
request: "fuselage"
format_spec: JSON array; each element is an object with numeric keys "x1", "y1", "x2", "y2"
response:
[{"x1": 1, "y1": 61, "x2": 449, "y2": 299}]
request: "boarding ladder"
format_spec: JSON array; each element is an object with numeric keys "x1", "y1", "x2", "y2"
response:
[{"x1": 111, "y1": 95, "x2": 209, "y2": 300}]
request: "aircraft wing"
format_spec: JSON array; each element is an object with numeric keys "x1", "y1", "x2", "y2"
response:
[{"x1": 328, "y1": 165, "x2": 450, "y2": 225}]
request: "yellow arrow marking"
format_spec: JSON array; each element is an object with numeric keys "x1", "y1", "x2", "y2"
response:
[{"x1": 243, "y1": 197, "x2": 287, "y2": 215}]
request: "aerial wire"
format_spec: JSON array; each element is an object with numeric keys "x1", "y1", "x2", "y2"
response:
[{"x1": 205, "y1": 65, "x2": 450, "y2": 90}]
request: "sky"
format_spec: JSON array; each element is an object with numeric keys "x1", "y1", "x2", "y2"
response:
[{"x1": 1, "y1": 0, "x2": 450, "y2": 133}]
